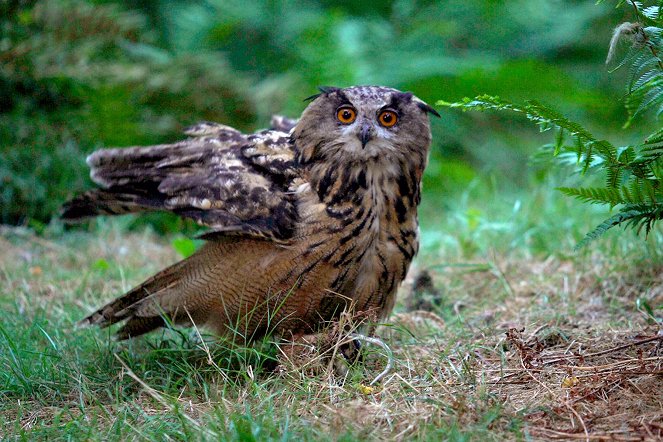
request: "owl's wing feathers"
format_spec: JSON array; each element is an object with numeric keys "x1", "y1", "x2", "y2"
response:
[
  {"x1": 269, "y1": 114, "x2": 298, "y2": 133},
  {"x1": 61, "y1": 122, "x2": 299, "y2": 241}
]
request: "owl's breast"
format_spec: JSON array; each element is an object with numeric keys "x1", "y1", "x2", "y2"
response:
[{"x1": 286, "y1": 164, "x2": 420, "y2": 323}]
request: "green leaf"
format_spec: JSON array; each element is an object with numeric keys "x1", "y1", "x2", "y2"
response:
[
  {"x1": 645, "y1": 127, "x2": 663, "y2": 145},
  {"x1": 172, "y1": 237, "x2": 197, "y2": 258},
  {"x1": 575, "y1": 209, "x2": 641, "y2": 249},
  {"x1": 92, "y1": 259, "x2": 111, "y2": 272},
  {"x1": 554, "y1": 128, "x2": 565, "y2": 156},
  {"x1": 442, "y1": 92, "x2": 662, "y2": 246},
  {"x1": 557, "y1": 187, "x2": 623, "y2": 206}
]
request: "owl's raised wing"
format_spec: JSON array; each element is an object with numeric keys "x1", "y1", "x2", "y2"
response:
[{"x1": 61, "y1": 122, "x2": 300, "y2": 241}]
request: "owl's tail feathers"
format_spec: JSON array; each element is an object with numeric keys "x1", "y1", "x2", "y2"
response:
[{"x1": 78, "y1": 256, "x2": 191, "y2": 340}]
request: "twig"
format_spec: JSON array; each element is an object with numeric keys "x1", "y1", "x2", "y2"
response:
[
  {"x1": 542, "y1": 335, "x2": 662, "y2": 366},
  {"x1": 568, "y1": 378, "x2": 623, "y2": 406},
  {"x1": 557, "y1": 356, "x2": 663, "y2": 372},
  {"x1": 530, "y1": 324, "x2": 549, "y2": 337},
  {"x1": 324, "y1": 312, "x2": 357, "y2": 380}
]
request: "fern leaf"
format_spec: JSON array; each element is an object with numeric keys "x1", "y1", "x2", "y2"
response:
[
  {"x1": 438, "y1": 96, "x2": 619, "y2": 162},
  {"x1": 632, "y1": 69, "x2": 661, "y2": 91},
  {"x1": 642, "y1": 6, "x2": 660, "y2": 20},
  {"x1": 557, "y1": 187, "x2": 623, "y2": 206},
  {"x1": 575, "y1": 209, "x2": 643, "y2": 249},
  {"x1": 622, "y1": 203, "x2": 663, "y2": 235},
  {"x1": 644, "y1": 127, "x2": 663, "y2": 145},
  {"x1": 554, "y1": 128, "x2": 565, "y2": 156},
  {"x1": 574, "y1": 203, "x2": 663, "y2": 249},
  {"x1": 634, "y1": 79, "x2": 663, "y2": 116},
  {"x1": 439, "y1": 41, "x2": 663, "y2": 249},
  {"x1": 627, "y1": 52, "x2": 654, "y2": 90},
  {"x1": 606, "y1": 165, "x2": 623, "y2": 187}
]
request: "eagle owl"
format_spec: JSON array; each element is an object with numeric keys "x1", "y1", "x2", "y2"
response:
[{"x1": 63, "y1": 85, "x2": 439, "y2": 340}]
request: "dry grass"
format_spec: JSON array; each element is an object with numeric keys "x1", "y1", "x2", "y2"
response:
[{"x1": 0, "y1": 224, "x2": 661, "y2": 441}]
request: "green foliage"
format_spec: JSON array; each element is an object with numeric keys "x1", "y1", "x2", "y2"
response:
[
  {"x1": 0, "y1": 0, "x2": 252, "y2": 225},
  {"x1": 0, "y1": 0, "x2": 643, "y2": 233},
  {"x1": 439, "y1": 1, "x2": 663, "y2": 248},
  {"x1": 439, "y1": 94, "x2": 663, "y2": 247},
  {"x1": 171, "y1": 236, "x2": 199, "y2": 258},
  {"x1": 604, "y1": 2, "x2": 663, "y2": 125}
]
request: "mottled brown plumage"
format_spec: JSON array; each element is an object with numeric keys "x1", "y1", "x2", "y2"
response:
[{"x1": 63, "y1": 85, "x2": 439, "y2": 341}]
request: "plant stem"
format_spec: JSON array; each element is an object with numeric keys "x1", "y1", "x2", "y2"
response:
[{"x1": 629, "y1": 0, "x2": 663, "y2": 71}]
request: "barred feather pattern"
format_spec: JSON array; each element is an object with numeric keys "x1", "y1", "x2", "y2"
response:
[
  {"x1": 68, "y1": 86, "x2": 437, "y2": 340},
  {"x1": 62, "y1": 122, "x2": 298, "y2": 240}
]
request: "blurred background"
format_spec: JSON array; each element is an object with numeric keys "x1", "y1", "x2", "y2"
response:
[{"x1": 1, "y1": 0, "x2": 658, "y2": 255}]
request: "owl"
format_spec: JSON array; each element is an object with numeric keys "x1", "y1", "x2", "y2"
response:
[{"x1": 63, "y1": 85, "x2": 439, "y2": 341}]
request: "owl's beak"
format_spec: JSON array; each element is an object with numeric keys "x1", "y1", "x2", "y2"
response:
[{"x1": 359, "y1": 122, "x2": 373, "y2": 149}]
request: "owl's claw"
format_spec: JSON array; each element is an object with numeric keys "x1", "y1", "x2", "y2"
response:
[{"x1": 339, "y1": 336, "x2": 363, "y2": 364}]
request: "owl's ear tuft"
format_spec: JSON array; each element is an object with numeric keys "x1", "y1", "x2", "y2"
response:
[
  {"x1": 303, "y1": 93, "x2": 321, "y2": 102},
  {"x1": 394, "y1": 92, "x2": 414, "y2": 103},
  {"x1": 417, "y1": 101, "x2": 441, "y2": 118},
  {"x1": 318, "y1": 86, "x2": 341, "y2": 94},
  {"x1": 303, "y1": 86, "x2": 341, "y2": 102}
]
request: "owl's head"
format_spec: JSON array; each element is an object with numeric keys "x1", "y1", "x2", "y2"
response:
[{"x1": 293, "y1": 86, "x2": 439, "y2": 165}]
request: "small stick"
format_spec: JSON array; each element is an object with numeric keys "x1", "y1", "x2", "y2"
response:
[
  {"x1": 542, "y1": 335, "x2": 662, "y2": 366},
  {"x1": 557, "y1": 356, "x2": 663, "y2": 372}
]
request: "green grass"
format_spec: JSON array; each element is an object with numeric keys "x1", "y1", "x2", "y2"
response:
[{"x1": 1, "y1": 181, "x2": 662, "y2": 441}]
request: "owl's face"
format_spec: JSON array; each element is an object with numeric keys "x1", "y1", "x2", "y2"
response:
[{"x1": 293, "y1": 86, "x2": 438, "y2": 165}]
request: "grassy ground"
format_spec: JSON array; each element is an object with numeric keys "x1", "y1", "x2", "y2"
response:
[{"x1": 1, "y1": 185, "x2": 662, "y2": 441}]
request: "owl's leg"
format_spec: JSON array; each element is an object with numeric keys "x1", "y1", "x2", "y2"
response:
[
  {"x1": 339, "y1": 337, "x2": 363, "y2": 364},
  {"x1": 273, "y1": 329, "x2": 359, "y2": 381}
]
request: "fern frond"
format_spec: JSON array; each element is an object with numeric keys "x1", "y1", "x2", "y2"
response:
[
  {"x1": 628, "y1": 51, "x2": 652, "y2": 80},
  {"x1": 575, "y1": 202, "x2": 663, "y2": 249},
  {"x1": 575, "y1": 209, "x2": 643, "y2": 249},
  {"x1": 622, "y1": 202, "x2": 663, "y2": 235},
  {"x1": 621, "y1": 23, "x2": 663, "y2": 123},
  {"x1": 440, "y1": 1, "x2": 663, "y2": 249},
  {"x1": 554, "y1": 128, "x2": 565, "y2": 156},
  {"x1": 557, "y1": 187, "x2": 624, "y2": 206},
  {"x1": 645, "y1": 127, "x2": 663, "y2": 144},
  {"x1": 631, "y1": 69, "x2": 662, "y2": 91},
  {"x1": 438, "y1": 96, "x2": 618, "y2": 161},
  {"x1": 606, "y1": 165, "x2": 623, "y2": 188},
  {"x1": 642, "y1": 6, "x2": 660, "y2": 20}
]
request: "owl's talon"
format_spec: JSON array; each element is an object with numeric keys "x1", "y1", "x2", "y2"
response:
[{"x1": 339, "y1": 337, "x2": 363, "y2": 364}]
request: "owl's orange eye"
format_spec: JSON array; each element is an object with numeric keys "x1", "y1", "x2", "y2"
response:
[
  {"x1": 378, "y1": 110, "x2": 398, "y2": 127},
  {"x1": 336, "y1": 107, "x2": 357, "y2": 124}
]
